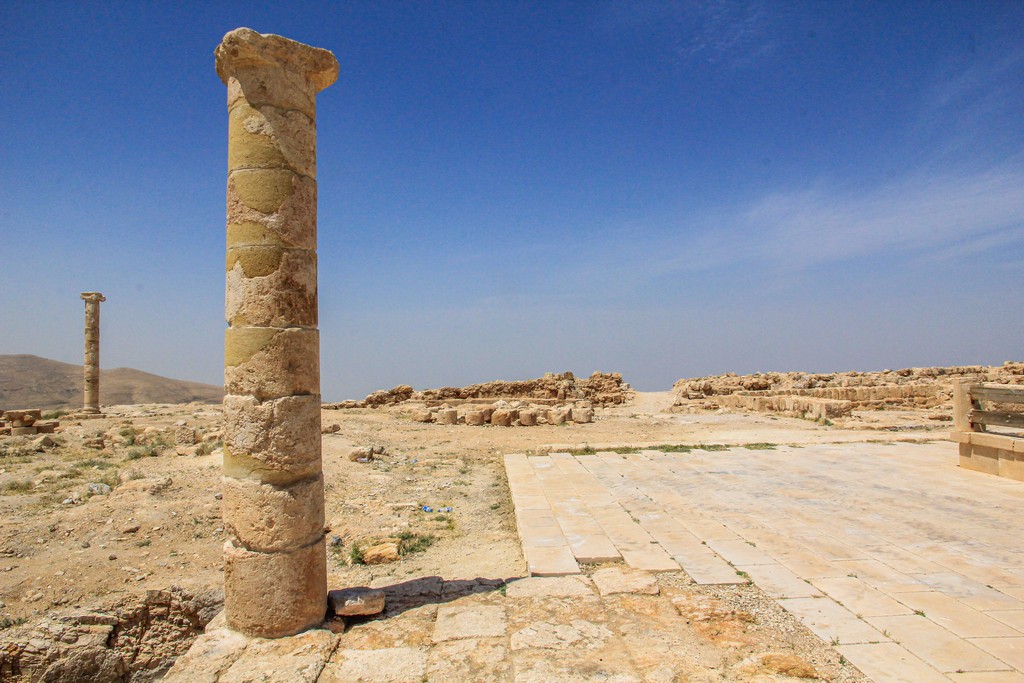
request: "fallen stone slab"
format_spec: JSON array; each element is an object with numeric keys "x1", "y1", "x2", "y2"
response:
[
  {"x1": 591, "y1": 567, "x2": 660, "y2": 596},
  {"x1": 328, "y1": 587, "x2": 385, "y2": 617}
]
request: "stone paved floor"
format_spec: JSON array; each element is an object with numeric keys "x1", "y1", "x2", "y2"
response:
[
  {"x1": 505, "y1": 443, "x2": 1024, "y2": 682},
  {"x1": 169, "y1": 568, "x2": 859, "y2": 682}
]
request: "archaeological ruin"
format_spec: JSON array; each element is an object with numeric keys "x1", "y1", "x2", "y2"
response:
[
  {"x1": 215, "y1": 27, "x2": 338, "y2": 637},
  {"x1": 80, "y1": 292, "x2": 106, "y2": 415}
]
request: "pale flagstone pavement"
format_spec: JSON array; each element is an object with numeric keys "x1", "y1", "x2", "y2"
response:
[{"x1": 505, "y1": 443, "x2": 1024, "y2": 682}]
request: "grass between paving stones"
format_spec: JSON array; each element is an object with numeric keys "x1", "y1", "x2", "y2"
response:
[{"x1": 567, "y1": 443, "x2": 752, "y2": 455}]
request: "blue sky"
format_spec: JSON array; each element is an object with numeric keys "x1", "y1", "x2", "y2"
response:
[{"x1": 1, "y1": 1, "x2": 1021, "y2": 400}]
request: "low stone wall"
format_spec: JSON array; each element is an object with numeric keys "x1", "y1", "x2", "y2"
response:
[
  {"x1": 952, "y1": 431, "x2": 1024, "y2": 482},
  {"x1": 716, "y1": 395, "x2": 853, "y2": 421},
  {"x1": 751, "y1": 384, "x2": 944, "y2": 407},
  {"x1": 409, "y1": 401, "x2": 595, "y2": 427}
]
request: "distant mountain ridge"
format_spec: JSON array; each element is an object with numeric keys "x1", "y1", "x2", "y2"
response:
[{"x1": 0, "y1": 354, "x2": 223, "y2": 410}]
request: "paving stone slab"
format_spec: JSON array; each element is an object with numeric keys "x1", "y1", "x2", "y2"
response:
[
  {"x1": 433, "y1": 604, "x2": 507, "y2": 642},
  {"x1": 592, "y1": 567, "x2": 660, "y2": 596},
  {"x1": 736, "y1": 563, "x2": 822, "y2": 599},
  {"x1": 673, "y1": 554, "x2": 748, "y2": 585},
  {"x1": 320, "y1": 647, "x2": 428, "y2": 683},
  {"x1": 867, "y1": 614, "x2": 1008, "y2": 673},
  {"x1": 706, "y1": 538, "x2": 775, "y2": 566},
  {"x1": 425, "y1": 638, "x2": 509, "y2": 682},
  {"x1": 892, "y1": 590, "x2": 1021, "y2": 638},
  {"x1": 837, "y1": 642, "x2": 949, "y2": 683},
  {"x1": 910, "y1": 572, "x2": 1024, "y2": 611},
  {"x1": 780, "y1": 596, "x2": 887, "y2": 645},
  {"x1": 219, "y1": 629, "x2": 339, "y2": 683},
  {"x1": 811, "y1": 576, "x2": 914, "y2": 618},
  {"x1": 967, "y1": 636, "x2": 1024, "y2": 671},
  {"x1": 505, "y1": 576, "x2": 595, "y2": 599},
  {"x1": 524, "y1": 545, "x2": 580, "y2": 577},
  {"x1": 948, "y1": 670, "x2": 1024, "y2": 682}
]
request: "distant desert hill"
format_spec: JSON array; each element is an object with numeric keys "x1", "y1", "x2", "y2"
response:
[{"x1": 0, "y1": 354, "x2": 222, "y2": 410}]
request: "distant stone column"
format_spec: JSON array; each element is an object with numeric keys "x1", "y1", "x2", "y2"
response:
[
  {"x1": 215, "y1": 28, "x2": 338, "y2": 638},
  {"x1": 80, "y1": 292, "x2": 106, "y2": 414}
]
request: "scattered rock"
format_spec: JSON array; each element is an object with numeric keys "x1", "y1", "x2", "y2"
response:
[
  {"x1": 86, "y1": 483, "x2": 111, "y2": 496},
  {"x1": 321, "y1": 423, "x2": 340, "y2": 434},
  {"x1": 361, "y1": 542, "x2": 400, "y2": 565}
]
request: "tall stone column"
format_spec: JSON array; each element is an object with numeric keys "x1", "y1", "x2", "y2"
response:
[
  {"x1": 215, "y1": 28, "x2": 338, "y2": 638},
  {"x1": 80, "y1": 292, "x2": 106, "y2": 414}
]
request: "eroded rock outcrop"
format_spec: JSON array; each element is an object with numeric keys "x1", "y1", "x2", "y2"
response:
[{"x1": 0, "y1": 586, "x2": 222, "y2": 682}]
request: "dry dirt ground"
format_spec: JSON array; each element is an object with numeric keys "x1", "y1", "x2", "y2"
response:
[{"x1": 0, "y1": 392, "x2": 951, "y2": 680}]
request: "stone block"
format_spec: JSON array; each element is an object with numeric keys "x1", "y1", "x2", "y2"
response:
[
  {"x1": 519, "y1": 409, "x2": 537, "y2": 426},
  {"x1": 12, "y1": 426, "x2": 38, "y2": 436},
  {"x1": 227, "y1": 174, "x2": 317, "y2": 250},
  {"x1": 5, "y1": 409, "x2": 40, "y2": 425},
  {"x1": 223, "y1": 394, "x2": 321, "y2": 480},
  {"x1": 225, "y1": 247, "x2": 317, "y2": 328},
  {"x1": 437, "y1": 409, "x2": 458, "y2": 425},
  {"x1": 491, "y1": 409, "x2": 513, "y2": 427},
  {"x1": 34, "y1": 422, "x2": 57, "y2": 434},
  {"x1": 229, "y1": 168, "x2": 298, "y2": 215},
  {"x1": 465, "y1": 410, "x2": 486, "y2": 426},
  {"x1": 222, "y1": 475, "x2": 325, "y2": 552},
  {"x1": 410, "y1": 409, "x2": 433, "y2": 423},
  {"x1": 175, "y1": 425, "x2": 198, "y2": 446},
  {"x1": 328, "y1": 587, "x2": 385, "y2": 616},
  {"x1": 224, "y1": 327, "x2": 319, "y2": 399},
  {"x1": 362, "y1": 542, "x2": 400, "y2": 564},
  {"x1": 223, "y1": 538, "x2": 326, "y2": 638},
  {"x1": 574, "y1": 407, "x2": 594, "y2": 423},
  {"x1": 228, "y1": 101, "x2": 317, "y2": 178},
  {"x1": 547, "y1": 408, "x2": 570, "y2": 425}
]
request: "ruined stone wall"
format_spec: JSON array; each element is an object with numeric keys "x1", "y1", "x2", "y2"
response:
[
  {"x1": 673, "y1": 362, "x2": 1024, "y2": 413},
  {"x1": 326, "y1": 372, "x2": 631, "y2": 409}
]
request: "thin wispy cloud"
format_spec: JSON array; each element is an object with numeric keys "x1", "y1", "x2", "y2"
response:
[
  {"x1": 595, "y1": 0, "x2": 778, "y2": 69},
  {"x1": 678, "y1": 0, "x2": 776, "y2": 67},
  {"x1": 660, "y1": 167, "x2": 1024, "y2": 274}
]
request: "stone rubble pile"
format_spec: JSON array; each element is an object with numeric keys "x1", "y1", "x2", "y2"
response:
[{"x1": 0, "y1": 409, "x2": 58, "y2": 437}]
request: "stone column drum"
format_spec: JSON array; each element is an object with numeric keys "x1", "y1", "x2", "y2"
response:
[
  {"x1": 80, "y1": 292, "x2": 106, "y2": 414},
  {"x1": 215, "y1": 28, "x2": 338, "y2": 638}
]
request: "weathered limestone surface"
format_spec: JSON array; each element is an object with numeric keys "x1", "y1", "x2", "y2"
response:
[
  {"x1": 80, "y1": 292, "x2": 106, "y2": 414},
  {"x1": 216, "y1": 27, "x2": 338, "y2": 638}
]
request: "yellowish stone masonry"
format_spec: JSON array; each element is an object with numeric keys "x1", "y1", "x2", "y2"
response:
[
  {"x1": 80, "y1": 292, "x2": 105, "y2": 414},
  {"x1": 215, "y1": 28, "x2": 338, "y2": 638}
]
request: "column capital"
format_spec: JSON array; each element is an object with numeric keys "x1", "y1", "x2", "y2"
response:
[
  {"x1": 215, "y1": 28, "x2": 338, "y2": 118},
  {"x1": 80, "y1": 292, "x2": 106, "y2": 303}
]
